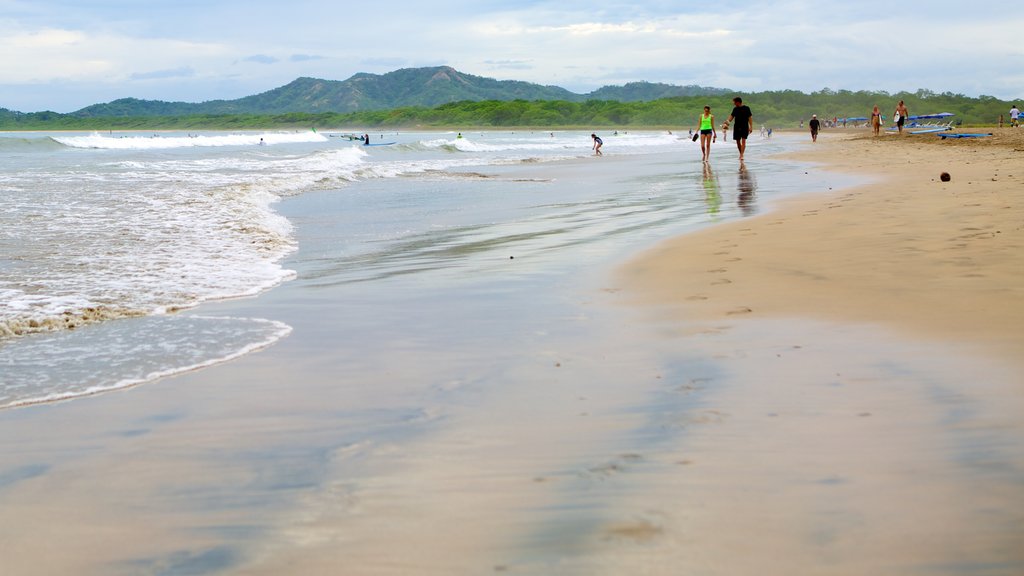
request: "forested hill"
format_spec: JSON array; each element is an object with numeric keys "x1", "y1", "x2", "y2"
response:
[
  {"x1": 0, "y1": 65, "x2": 1015, "y2": 129},
  {"x1": 54, "y1": 67, "x2": 730, "y2": 118}
]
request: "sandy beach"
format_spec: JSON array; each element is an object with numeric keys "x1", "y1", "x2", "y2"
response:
[
  {"x1": 622, "y1": 129, "x2": 1024, "y2": 358},
  {"x1": 615, "y1": 128, "x2": 1024, "y2": 573},
  {"x1": 1, "y1": 128, "x2": 1022, "y2": 575}
]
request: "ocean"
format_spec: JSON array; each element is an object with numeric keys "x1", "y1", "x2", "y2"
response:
[{"x1": 0, "y1": 128, "x2": 839, "y2": 409}]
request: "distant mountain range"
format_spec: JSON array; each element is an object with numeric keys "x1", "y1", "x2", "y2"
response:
[{"x1": 65, "y1": 66, "x2": 731, "y2": 117}]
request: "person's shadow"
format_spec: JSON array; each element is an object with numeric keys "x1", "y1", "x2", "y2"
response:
[{"x1": 737, "y1": 161, "x2": 757, "y2": 216}]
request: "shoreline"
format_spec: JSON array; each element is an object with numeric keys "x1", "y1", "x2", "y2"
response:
[{"x1": 618, "y1": 129, "x2": 1024, "y2": 361}]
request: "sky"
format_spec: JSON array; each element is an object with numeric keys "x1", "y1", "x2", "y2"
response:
[{"x1": 2, "y1": 0, "x2": 1022, "y2": 113}]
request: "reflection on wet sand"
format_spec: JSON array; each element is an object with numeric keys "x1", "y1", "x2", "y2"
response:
[
  {"x1": 737, "y1": 162, "x2": 757, "y2": 216},
  {"x1": 702, "y1": 163, "x2": 721, "y2": 216}
]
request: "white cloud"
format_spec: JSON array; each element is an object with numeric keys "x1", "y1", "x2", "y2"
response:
[{"x1": 0, "y1": 1, "x2": 1021, "y2": 112}]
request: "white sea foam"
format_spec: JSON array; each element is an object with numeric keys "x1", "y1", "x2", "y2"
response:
[
  {"x1": 52, "y1": 131, "x2": 328, "y2": 149},
  {"x1": 0, "y1": 144, "x2": 366, "y2": 340},
  {"x1": 0, "y1": 315, "x2": 292, "y2": 409},
  {"x1": 419, "y1": 132, "x2": 682, "y2": 153}
]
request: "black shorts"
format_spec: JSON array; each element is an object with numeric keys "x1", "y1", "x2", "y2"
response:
[
  {"x1": 733, "y1": 127, "x2": 750, "y2": 140},
  {"x1": 897, "y1": 117, "x2": 905, "y2": 127},
  {"x1": 700, "y1": 129, "x2": 713, "y2": 135}
]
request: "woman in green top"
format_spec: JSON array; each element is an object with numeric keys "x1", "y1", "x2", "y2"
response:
[{"x1": 697, "y1": 105, "x2": 717, "y2": 162}]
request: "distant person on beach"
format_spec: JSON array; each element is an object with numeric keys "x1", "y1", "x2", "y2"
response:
[
  {"x1": 1011, "y1": 105, "x2": 1021, "y2": 127},
  {"x1": 363, "y1": 133, "x2": 370, "y2": 145},
  {"x1": 696, "y1": 105, "x2": 717, "y2": 162},
  {"x1": 871, "y1": 105, "x2": 882, "y2": 136},
  {"x1": 809, "y1": 114, "x2": 820, "y2": 142},
  {"x1": 724, "y1": 97, "x2": 753, "y2": 161},
  {"x1": 591, "y1": 133, "x2": 603, "y2": 155},
  {"x1": 894, "y1": 100, "x2": 909, "y2": 134}
]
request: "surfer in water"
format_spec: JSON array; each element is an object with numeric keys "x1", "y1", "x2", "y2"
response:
[{"x1": 591, "y1": 133, "x2": 603, "y2": 156}]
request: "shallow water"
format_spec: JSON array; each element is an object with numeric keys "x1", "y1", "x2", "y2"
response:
[{"x1": 0, "y1": 129, "x2": 841, "y2": 407}]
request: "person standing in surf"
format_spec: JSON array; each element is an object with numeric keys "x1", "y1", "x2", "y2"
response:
[
  {"x1": 591, "y1": 133, "x2": 603, "y2": 156},
  {"x1": 696, "y1": 105, "x2": 717, "y2": 162},
  {"x1": 723, "y1": 97, "x2": 753, "y2": 161}
]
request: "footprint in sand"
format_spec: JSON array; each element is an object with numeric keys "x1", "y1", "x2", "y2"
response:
[
  {"x1": 711, "y1": 278, "x2": 732, "y2": 285},
  {"x1": 707, "y1": 268, "x2": 728, "y2": 273},
  {"x1": 727, "y1": 306, "x2": 753, "y2": 315},
  {"x1": 603, "y1": 518, "x2": 663, "y2": 542}
]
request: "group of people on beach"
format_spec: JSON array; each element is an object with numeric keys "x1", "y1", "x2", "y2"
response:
[
  {"x1": 869, "y1": 100, "x2": 910, "y2": 136},
  {"x1": 693, "y1": 97, "x2": 753, "y2": 163},
  {"x1": 590, "y1": 97, "x2": 754, "y2": 163}
]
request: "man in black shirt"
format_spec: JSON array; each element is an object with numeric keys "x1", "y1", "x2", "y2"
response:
[
  {"x1": 809, "y1": 114, "x2": 820, "y2": 142},
  {"x1": 724, "y1": 97, "x2": 753, "y2": 161}
]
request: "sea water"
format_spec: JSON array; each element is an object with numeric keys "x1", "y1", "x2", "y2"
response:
[{"x1": 0, "y1": 129, "x2": 843, "y2": 408}]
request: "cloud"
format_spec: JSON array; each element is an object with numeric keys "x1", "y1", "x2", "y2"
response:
[
  {"x1": 2, "y1": 1, "x2": 1023, "y2": 112},
  {"x1": 359, "y1": 57, "x2": 412, "y2": 68},
  {"x1": 243, "y1": 54, "x2": 278, "y2": 65},
  {"x1": 484, "y1": 60, "x2": 534, "y2": 71},
  {"x1": 129, "y1": 66, "x2": 196, "y2": 81}
]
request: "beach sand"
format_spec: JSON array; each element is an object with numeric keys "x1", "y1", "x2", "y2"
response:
[
  {"x1": 613, "y1": 128, "x2": 1024, "y2": 574},
  {"x1": 621, "y1": 129, "x2": 1024, "y2": 358},
  {"x1": 1, "y1": 129, "x2": 1022, "y2": 576}
]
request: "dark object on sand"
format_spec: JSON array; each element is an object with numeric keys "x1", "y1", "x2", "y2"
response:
[{"x1": 940, "y1": 172, "x2": 951, "y2": 182}]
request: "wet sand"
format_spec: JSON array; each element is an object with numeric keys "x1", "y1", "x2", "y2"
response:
[
  {"x1": 615, "y1": 128, "x2": 1024, "y2": 573},
  {"x1": 622, "y1": 129, "x2": 1024, "y2": 358},
  {"x1": 1, "y1": 130, "x2": 1022, "y2": 575}
]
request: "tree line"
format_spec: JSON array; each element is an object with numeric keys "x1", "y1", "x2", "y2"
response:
[{"x1": 1, "y1": 89, "x2": 1016, "y2": 130}]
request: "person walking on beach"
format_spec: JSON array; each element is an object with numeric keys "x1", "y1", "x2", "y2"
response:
[
  {"x1": 871, "y1": 105, "x2": 882, "y2": 136},
  {"x1": 696, "y1": 105, "x2": 717, "y2": 162},
  {"x1": 894, "y1": 100, "x2": 909, "y2": 134},
  {"x1": 809, "y1": 114, "x2": 820, "y2": 142},
  {"x1": 591, "y1": 133, "x2": 603, "y2": 155},
  {"x1": 1011, "y1": 104, "x2": 1021, "y2": 127},
  {"x1": 724, "y1": 97, "x2": 753, "y2": 161}
]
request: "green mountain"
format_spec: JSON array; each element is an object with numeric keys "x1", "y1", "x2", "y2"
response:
[
  {"x1": 588, "y1": 81, "x2": 730, "y2": 101},
  {"x1": 68, "y1": 66, "x2": 729, "y2": 117}
]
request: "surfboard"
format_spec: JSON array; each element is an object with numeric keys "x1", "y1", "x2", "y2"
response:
[
  {"x1": 893, "y1": 113, "x2": 900, "y2": 123},
  {"x1": 363, "y1": 142, "x2": 397, "y2": 146},
  {"x1": 937, "y1": 133, "x2": 992, "y2": 139}
]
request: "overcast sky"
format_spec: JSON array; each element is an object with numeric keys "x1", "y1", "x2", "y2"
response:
[{"x1": 3, "y1": 0, "x2": 1022, "y2": 113}]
